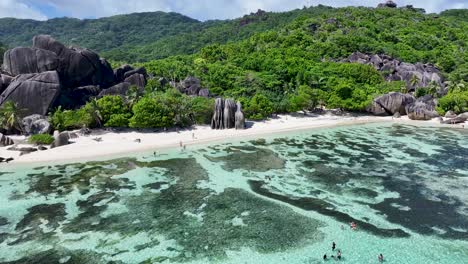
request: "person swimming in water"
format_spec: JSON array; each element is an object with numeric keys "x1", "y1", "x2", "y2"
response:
[
  {"x1": 337, "y1": 250, "x2": 342, "y2": 260},
  {"x1": 332, "y1": 242, "x2": 336, "y2": 251},
  {"x1": 350, "y1": 221, "x2": 357, "y2": 230},
  {"x1": 378, "y1": 253, "x2": 384, "y2": 262},
  {"x1": 323, "y1": 254, "x2": 327, "y2": 260}
]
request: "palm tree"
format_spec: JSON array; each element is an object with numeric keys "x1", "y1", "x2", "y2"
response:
[
  {"x1": 86, "y1": 98, "x2": 103, "y2": 128},
  {"x1": 0, "y1": 101, "x2": 25, "y2": 133},
  {"x1": 126, "y1": 85, "x2": 141, "y2": 108},
  {"x1": 410, "y1": 75, "x2": 420, "y2": 88}
]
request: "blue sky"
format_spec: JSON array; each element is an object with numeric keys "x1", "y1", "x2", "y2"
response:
[{"x1": 1, "y1": 0, "x2": 467, "y2": 21}]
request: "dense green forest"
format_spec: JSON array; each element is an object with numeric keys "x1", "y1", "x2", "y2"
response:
[
  {"x1": 0, "y1": 6, "x2": 337, "y2": 63},
  {"x1": 1, "y1": 6, "x2": 467, "y2": 132},
  {"x1": 0, "y1": 12, "x2": 201, "y2": 52}
]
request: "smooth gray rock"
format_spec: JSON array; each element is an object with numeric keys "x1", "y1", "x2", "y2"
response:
[
  {"x1": 211, "y1": 98, "x2": 224, "y2": 129},
  {"x1": 114, "y1": 64, "x2": 134, "y2": 82},
  {"x1": 406, "y1": 95, "x2": 439, "y2": 121},
  {"x1": 368, "y1": 92, "x2": 415, "y2": 116},
  {"x1": 3, "y1": 47, "x2": 58, "y2": 76},
  {"x1": 51, "y1": 131, "x2": 70, "y2": 148},
  {"x1": 123, "y1": 67, "x2": 147, "y2": 79},
  {"x1": 0, "y1": 133, "x2": 14, "y2": 146},
  {"x1": 441, "y1": 116, "x2": 467, "y2": 124},
  {"x1": 445, "y1": 111, "x2": 457, "y2": 118},
  {"x1": 223, "y1": 99, "x2": 237, "y2": 129},
  {"x1": 198, "y1": 89, "x2": 210, "y2": 98},
  {"x1": 22, "y1": 114, "x2": 51, "y2": 135},
  {"x1": 33, "y1": 35, "x2": 114, "y2": 88},
  {"x1": 235, "y1": 101, "x2": 246, "y2": 130},
  {"x1": 0, "y1": 74, "x2": 13, "y2": 93},
  {"x1": 124, "y1": 73, "x2": 146, "y2": 90},
  {"x1": 98, "y1": 82, "x2": 131, "y2": 97},
  {"x1": 0, "y1": 71, "x2": 61, "y2": 116}
]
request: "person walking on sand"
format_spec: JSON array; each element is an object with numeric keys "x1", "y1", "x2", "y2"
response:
[
  {"x1": 192, "y1": 132, "x2": 195, "y2": 139},
  {"x1": 332, "y1": 242, "x2": 336, "y2": 251}
]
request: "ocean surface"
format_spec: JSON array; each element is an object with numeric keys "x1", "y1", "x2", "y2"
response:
[{"x1": 0, "y1": 123, "x2": 467, "y2": 264}]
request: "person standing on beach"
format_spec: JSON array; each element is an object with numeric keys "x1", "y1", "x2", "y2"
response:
[
  {"x1": 179, "y1": 141, "x2": 183, "y2": 148},
  {"x1": 332, "y1": 242, "x2": 336, "y2": 251}
]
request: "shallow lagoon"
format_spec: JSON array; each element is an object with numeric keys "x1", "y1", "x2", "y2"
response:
[{"x1": 1, "y1": 123, "x2": 468, "y2": 264}]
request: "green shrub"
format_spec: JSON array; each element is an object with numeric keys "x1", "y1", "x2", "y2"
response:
[
  {"x1": 191, "y1": 97, "x2": 214, "y2": 125},
  {"x1": 28, "y1": 134, "x2": 54, "y2": 145},
  {"x1": 436, "y1": 91, "x2": 468, "y2": 115},
  {"x1": 244, "y1": 93, "x2": 273, "y2": 120},
  {"x1": 129, "y1": 96, "x2": 174, "y2": 128},
  {"x1": 51, "y1": 107, "x2": 93, "y2": 131},
  {"x1": 105, "y1": 114, "x2": 130, "y2": 127},
  {"x1": 96, "y1": 96, "x2": 130, "y2": 125}
]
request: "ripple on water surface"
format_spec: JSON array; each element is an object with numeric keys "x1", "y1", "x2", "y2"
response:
[{"x1": 0, "y1": 123, "x2": 468, "y2": 264}]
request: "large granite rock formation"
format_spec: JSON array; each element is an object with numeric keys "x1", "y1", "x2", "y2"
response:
[
  {"x1": 51, "y1": 131, "x2": 70, "y2": 148},
  {"x1": 0, "y1": 74, "x2": 13, "y2": 93},
  {"x1": 0, "y1": 35, "x2": 151, "y2": 117},
  {"x1": 223, "y1": 99, "x2": 237, "y2": 129},
  {"x1": 0, "y1": 133, "x2": 14, "y2": 146},
  {"x1": 32, "y1": 35, "x2": 115, "y2": 88},
  {"x1": 211, "y1": 98, "x2": 224, "y2": 129},
  {"x1": 3, "y1": 47, "x2": 58, "y2": 76},
  {"x1": 345, "y1": 52, "x2": 444, "y2": 92},
  {"x1": 0, "y1": 71, "x2": 61, "y2": 116},
  {"x1": 368, "y1": 92, "x2": 415, "y2": 116},
  {"x1": 235, "y1": 101, "x2": 246, "y2": 130},
  {"x1": 212, "y1": 98, "x2": 245, "y2": 130},
  {"x1": 405, "y1": 95, "x2": 439, "y2": 120},
  {"x1": 22, "y1": 114, "x2": 51, "y2": 135}
]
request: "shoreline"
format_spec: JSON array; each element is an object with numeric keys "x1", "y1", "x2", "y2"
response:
[{"x1": 1, "y1": 114, "x2": 465, "y2": 168}]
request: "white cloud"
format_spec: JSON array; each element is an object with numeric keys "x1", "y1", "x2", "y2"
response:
[
  {"x1": 0, "y1": 0, "x2": 47, "y2": 20},
  {"x1": 1, "y1": 0, "x2": 467, "y2": 20}
]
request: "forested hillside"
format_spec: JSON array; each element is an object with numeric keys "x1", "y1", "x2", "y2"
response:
[
  {"x1": 0, "y1": 12, "x2": 201, "y2": 52},
  {"x1": 0, "y1": 6, "x2": 335, "y2": 62},
  {"x1": 137, "y1": 6, "x2": 467, "y2": 119}
]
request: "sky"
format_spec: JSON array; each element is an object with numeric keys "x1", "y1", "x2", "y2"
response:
[{"x1": 1, "y1": 0, "x2": 467, "y2": 21}]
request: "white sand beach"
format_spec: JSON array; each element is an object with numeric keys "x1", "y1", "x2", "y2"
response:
[{"x1": 0, "y1": 113, "x2": 464, "y2": 166}]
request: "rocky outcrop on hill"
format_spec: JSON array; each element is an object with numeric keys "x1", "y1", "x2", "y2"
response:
[
  {"x1": 377, "y1": 1, "x2": 397, "y2": 8},
  {"x1": 0, "y1": 71, "x2": 61, "y2": 116},
  {"x1": 344, "y1": 52, "x2": 445, "y2": 93},
  {"x1": 171, "y1": 76, "x2": 211, "y2": 97},
  {"x1": 212, "y1": 98, "x2": 245, "y2": 130},
  {"x1": 32, "y1": 35, "x2": 116, "y2": 88},
  {"x1": 368, "y1": 92, "x2": 415, "y2": 116},
  {"x1": 3, "y1": 47, "x2": 58, "y2": 76},
  {"x1": 0, "y1": 35, "x2": 151, "y2": 117}
]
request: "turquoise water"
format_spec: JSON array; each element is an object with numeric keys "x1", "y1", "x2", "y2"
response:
[{"x1": 1, "y1": 123, "x2": 468, "y2": 264}]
